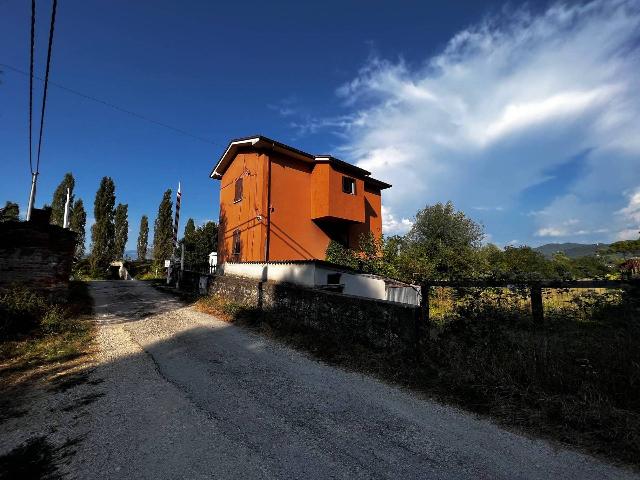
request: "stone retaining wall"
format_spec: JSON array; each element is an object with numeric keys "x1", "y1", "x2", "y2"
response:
[
  {"x1": 182, "y1": 272, "x2": 424, "y2": 357},
  {"x1": 0, "y1": 221, "x2": 76, "y2": 298}
]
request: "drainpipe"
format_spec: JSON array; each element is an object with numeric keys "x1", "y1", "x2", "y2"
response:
[{"x1": 265, "y1": 150, "x2": 272, "y2": 262}]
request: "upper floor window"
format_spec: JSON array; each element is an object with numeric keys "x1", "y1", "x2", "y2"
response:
[
  {"x1": 342, "y1": 176, "x2": 356, "y2": 195},
  {"x1": 234, "y1": 177, "x2": 243, "y2": 203}
]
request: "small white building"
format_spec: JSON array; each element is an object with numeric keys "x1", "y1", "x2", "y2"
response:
[{"x1": 219, "y1": 260, "x2": 421, "y2": 306}]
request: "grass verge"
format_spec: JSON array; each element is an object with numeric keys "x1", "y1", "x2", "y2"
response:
[{"x1": 0, "y1": 281, "x2": 94, "y2": 378}]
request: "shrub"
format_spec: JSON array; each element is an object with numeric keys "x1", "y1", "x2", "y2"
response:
[
  {"x1": 40, "y1": 306, "x2": 67, "y2": 334},
  {"x1": 0, "y1": 286, "x2": 49, "y2": 337}
]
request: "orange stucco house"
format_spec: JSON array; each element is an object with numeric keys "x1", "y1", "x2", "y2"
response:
[{"x1": 210, "y1": 135, "x2": 391, "y2": 264}]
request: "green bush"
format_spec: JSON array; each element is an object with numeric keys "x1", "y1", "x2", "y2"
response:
[
  {"x1": 0, "y1": 286, "x2": 49, "y2": 337},
  {"x1": 40, "y1": 305, "x2": 67, "y2": 334}
]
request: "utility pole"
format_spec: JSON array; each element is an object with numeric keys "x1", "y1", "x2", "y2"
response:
[
  {"x1": 63, "y1": 187, "x2": 71, "y2": 228},
  {"x1": 26, "y1": 172, "x2": 38, "y2": 221}
]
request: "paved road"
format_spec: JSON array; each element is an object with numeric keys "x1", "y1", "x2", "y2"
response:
[{"x1": 64, "y1": 280, "x2": 637, "y2": 479}]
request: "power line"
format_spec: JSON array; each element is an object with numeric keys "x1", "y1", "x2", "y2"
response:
[
  {"x1": 0, "y1": 63, "x2": 220, "y2": 147},
  {"x1": 28, "y1": 0, "x2": 34, "y2": 174},
  {"x1": 34, "y1": 0, "x2": 57, "y2": 174}
]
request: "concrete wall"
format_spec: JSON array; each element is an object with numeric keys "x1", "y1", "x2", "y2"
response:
[
  {"x1": 0, "y1": 220, "x2": 76, "y2": 297},
  {"x1": 221, "y1": 262, "x2": 317, "y2": 287},
  {"x1": 219, "y1": 262, "x2": 420, "y2": 305},
  {"x1": 204, "y1": 274, "x2": 423, "y2": 357}
]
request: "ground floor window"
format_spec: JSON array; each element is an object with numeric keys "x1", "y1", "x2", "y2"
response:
[{"x1": 232, "y1": 229, "x2": 241, "y2": 257}]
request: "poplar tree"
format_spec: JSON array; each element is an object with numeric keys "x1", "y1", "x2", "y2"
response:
[
  {"x1": 137, "y1": 215, "x2": 149, "y2": 260},
  {"x1": 153, "y1": 189, "x2": 173, "y2": 266},
  {"x1": 69, "y1": 199, "x2": 87, "y2": 259},
  {"x1": 113, "y1": 203, "x2": 129, "y2": 260},
  {"x1": 50, "y1": 173, "x2": 75, "y2": 227},
  {"x1": 90, "y1": 177, "x2": 116, "y2": 275}
]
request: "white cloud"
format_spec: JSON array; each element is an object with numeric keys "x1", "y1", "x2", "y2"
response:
[
  {"x1": 381, "y1": 205, "x2": 413, "y2": 235},
  {"x1": 310, "y1": 0, "x2": 640, "y2": 245},
  {"x1": 618, "y1": 188, "x2": 640, "y2": 224},
  {"x1": 614, "y1": 187, "x2": 640, "y2": 239}
]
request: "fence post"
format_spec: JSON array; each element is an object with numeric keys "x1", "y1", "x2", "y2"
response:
[
  {"x1": 530, "y1": 284, "x2": 543, "y2": 324},
  {"x1": 420, "y1": 284, "x2": 430, "y2": 324}
]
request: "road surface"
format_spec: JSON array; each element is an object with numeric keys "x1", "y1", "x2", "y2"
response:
[{"x1": 63, "y1": 280, "x2": 637, "y2": 479}]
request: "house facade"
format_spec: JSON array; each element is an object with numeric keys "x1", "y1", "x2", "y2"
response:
[{"x1": 210, "y1": 136, "x2": 391, "y2": 264}]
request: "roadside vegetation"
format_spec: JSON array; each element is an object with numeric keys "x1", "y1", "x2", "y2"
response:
[{"x1": 0, "y1": 282, "x2": 94, "y2": 376}]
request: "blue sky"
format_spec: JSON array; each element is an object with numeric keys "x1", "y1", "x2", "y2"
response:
[{"x1": 1, "y1": 0, "x2": 639, "y2": 250}]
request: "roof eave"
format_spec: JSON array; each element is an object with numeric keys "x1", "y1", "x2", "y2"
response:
[{"x1": 210, "y1": 135, "x2": 315, "y2": 179}]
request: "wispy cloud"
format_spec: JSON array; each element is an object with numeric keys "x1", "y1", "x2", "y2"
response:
[{"x1": 289, "y1": 0, "x2": 640, "y2": 244}]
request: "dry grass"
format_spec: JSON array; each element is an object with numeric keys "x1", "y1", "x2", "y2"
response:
[
  {"x1": 0, "y1": 281, "x2": 95, "y2": 381},
  {"x1": 429, "y1": 286, "x2": 622, "y2": 321}
]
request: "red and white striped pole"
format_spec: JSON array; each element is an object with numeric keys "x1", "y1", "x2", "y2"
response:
[{"x1": 173, "y1": 182, "x2": 181, "y2": 253}]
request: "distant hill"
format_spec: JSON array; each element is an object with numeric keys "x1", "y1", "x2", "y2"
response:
[
  {"x1": 534, "y1": 242, "x2": 609, "y2": 258},
  {"x1": 124, "y1": 249, "x2": 152, "y2": 260}
]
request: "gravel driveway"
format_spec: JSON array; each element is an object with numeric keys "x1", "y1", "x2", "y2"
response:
[{"x1": 61, "y1": 280, "x2": 637, "y2": 479}]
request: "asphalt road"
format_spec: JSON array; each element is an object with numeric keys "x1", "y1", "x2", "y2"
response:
[{"x1": 63, "y1": 280, "x2": 637, "y2": 479}]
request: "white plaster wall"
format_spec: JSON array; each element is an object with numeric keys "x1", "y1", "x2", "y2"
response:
[
  {"x1": 342, "y1": 273, "x2": 387, "y2": 300},
  {"x1": 222, "y1": 263, "x2": 316, "y2": 288},
  {"x1": 386, "y1": 286, "x2": 421, "y2": 306},
  {"x1": 315, "y1": 265, "x2": 387, "y2": 300},
  {"x1": 222, "y1": 262, "x2": 419, "y2": 305}
]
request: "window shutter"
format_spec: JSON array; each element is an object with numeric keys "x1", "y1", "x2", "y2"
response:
[{"x1": 234, "y1": 178, "x2": 243, "y2": 202}]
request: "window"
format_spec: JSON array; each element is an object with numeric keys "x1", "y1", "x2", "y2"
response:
[
  {"x1": 327, "y1": 273, "x2": 341, "y2": 285},
  {"x1": 234, "y1": 177, "x2": 243, "y2": 203},
  {"x1": 232, "y1": 229, "x2": 241, "y2": 256},
  {"x1": 342, "y1": 176, "x2": 356, "y2": 195}
]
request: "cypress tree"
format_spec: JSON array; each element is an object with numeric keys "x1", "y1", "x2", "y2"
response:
[
  {"x1": 69, "y1": 199, "x2": 87, "y2": 259},
  {"x1": 50, "y1": 173, "x2": 75, "y2": 227},
  {"x1": 113, "y1": 203, "x2": 129, "y2": 260},
  {"x1": 90, "y1": 177, "x2": 116, "y2": 275},
  {"x1": 137, "y1": 215, "x2": 149, "y2": 260},
  {"x1": 153, "y1": 189, "x2": 173, "y2": 266}
]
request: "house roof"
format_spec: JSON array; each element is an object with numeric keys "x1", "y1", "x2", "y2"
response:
[{"x1": 210, "y1": 135, "x2": 391, "y2": 189}]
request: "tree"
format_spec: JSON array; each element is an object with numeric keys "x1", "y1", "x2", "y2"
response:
[
  {"x1": 194, "y1": 221, "x2": 218, "y2": 265},
  {"x1": 399, "y1": 202, "x2": 484, "y2": 280},
  {"x1": 113, "y1": 203, "x2": 129, "y2": 260},
  {"x1": 182, "y1": 219, "x2": 218, "y2": 267},
  {"x1": 137, "y1": 215, "x2": 149, "y2": 260},
  {"x1": 69, "y1": 199, "x2": 87, "y2": 259},
  {"x1": 570, "y1": 255, "x2": 611, "y2": 279},
  {"x1": 608, "y1": 239, "x2": 640, "y2": 259},
  {"x1": 184, "y1": 218, "x2": 196, "y2": 239},
  {"x1": 0, "y1": 201, "x2": 19, "y2": 222},
  {"x1": 50, "y1": 173, "x2": 75, "y2": 227},
  {"x1": 153, "y1": 189, "x2": 173, "y2": 266},
  {"x1": 325, "y1": 233, "x2": 398, "y2": 277},
  {"x1": 181, "y1": 218, "x2": 197, "y2": 264},
  {"x1": 90, "y1": 177, "x2": 116, "y2": 275}
]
